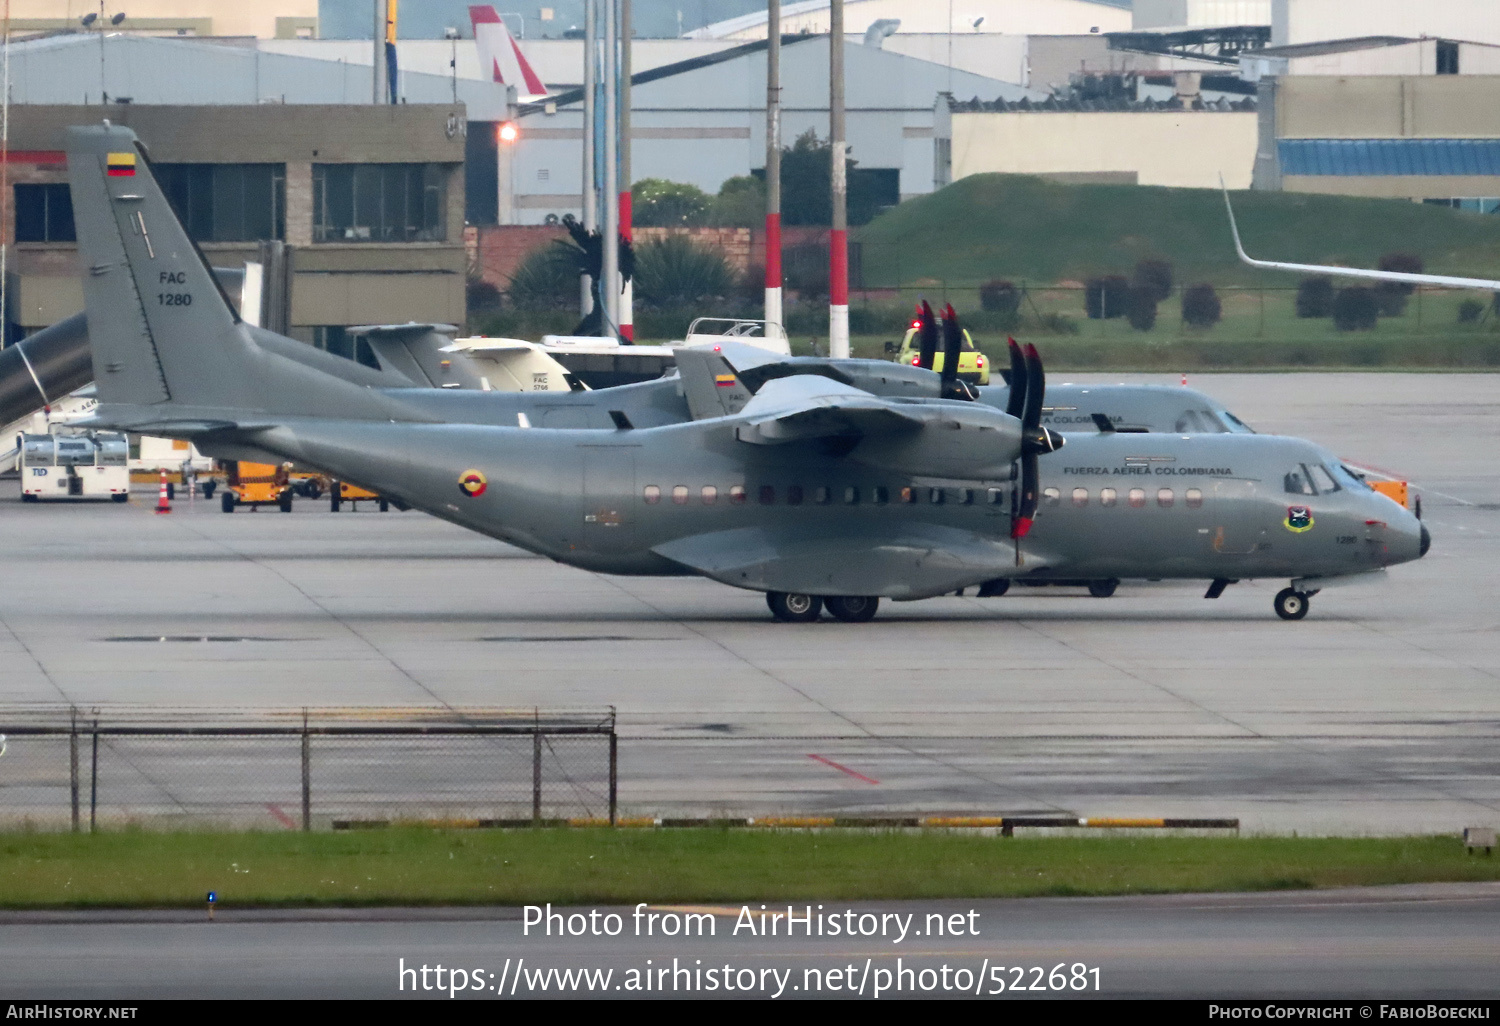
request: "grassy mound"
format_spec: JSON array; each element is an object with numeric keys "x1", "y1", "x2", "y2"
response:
[{"x1": 856, "y1": 175, "x2": 1500, "y2": 287}]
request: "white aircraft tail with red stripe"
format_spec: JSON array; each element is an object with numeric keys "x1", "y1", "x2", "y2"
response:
[{"x1": 469, "y1": 5, "x2": 547, "y2": 100}]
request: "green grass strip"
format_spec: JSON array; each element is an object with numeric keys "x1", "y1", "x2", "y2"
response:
[{"x1": 1, "y1": 831, "x2": 1497, "y2": 909}]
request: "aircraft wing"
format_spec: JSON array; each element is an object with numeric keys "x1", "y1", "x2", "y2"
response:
[
  {"x1": 732, "y1": 375, "x2": 935, "y2": 444},
  {"x1": 651, "y1": 524, "x2": 1019, "y2": 601},
  {"x1": 1222, "y1": 181, "x2": 1500, "y2": 290}
]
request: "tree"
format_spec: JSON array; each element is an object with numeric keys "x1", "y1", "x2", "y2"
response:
[
  {"x1": 1332, "y1": 286, "x2": 1379, "y2": 331},
  {"x1": 1126, "y1": 286, "x2": 1158, "y2": 331},
  {"x1": 709, "y1": 175, "x2": 765, "y2": 227},
  {"x1": 1181, "y1": 283, "x2": 1222, "y2": 327},
  {"x1": 1084, "y1": 275, "x2": 1129, "y2": 319},
  {"x1": 1296, "y1": 276, "x2": 1334, "y2": 318},
  {"x1": 779, "y1": 129, "x2": 888, "y2": 226},
  {"x1": 1132, "y1": 258, "x2": 1173, "y2": 304},
  {"x1": 632, "y1": 178, "x2": 710, "y2": 227},
  {"x1": 1374, "y1": 251, "x2": 1424, "y2": 316},
  {"x1": 979, "y1": 280, "x2": 1021, "y2": 315}
]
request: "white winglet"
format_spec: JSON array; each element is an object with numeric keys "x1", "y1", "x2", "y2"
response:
[{"x1": 1221, "y1": 175, "x2": 1500, "y2": 290}]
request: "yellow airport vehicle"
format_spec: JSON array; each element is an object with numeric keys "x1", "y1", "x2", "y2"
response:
[
  {"x1": 891, "y1": 320, "x2": 990, "y2": 384},
  {"x1": 330, "y1": 479, "x2": 391, "y2": 513},
  {"x1": 221, "y1": 461, "x2": 294, "y2": 513}
]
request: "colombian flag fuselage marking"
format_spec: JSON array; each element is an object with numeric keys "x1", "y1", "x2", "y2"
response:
[
  {"x1": 714, "y1": 374, "x2": 737, "y2": 388},
  {"x1": 106, "y1": 152, "x2": 136, "y2": 177}
]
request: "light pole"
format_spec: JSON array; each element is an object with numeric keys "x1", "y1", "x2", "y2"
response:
[
  {"x1": 618, "y1": 0, "x2": 632, "y2": 342},
  {"x1": 828, "y1": 0, "x2": 849, "y2": 359},
  {"x1": 444, "y1": 26, "x2": 459, "y2": 105},
  {"x1": 581, "y1": 0, "x2": 597, "y2": 321}
]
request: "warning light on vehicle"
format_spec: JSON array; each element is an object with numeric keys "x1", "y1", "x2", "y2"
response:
[{"x1": 498, "y1": 121, "x2": 519, "y2": 143}]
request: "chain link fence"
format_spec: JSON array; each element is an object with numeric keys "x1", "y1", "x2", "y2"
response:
[{"x1": 0, "y1": 706, "x2": 617, "y2": 830}]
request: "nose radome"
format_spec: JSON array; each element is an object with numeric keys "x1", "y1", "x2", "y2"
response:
[{"x1": 1420, "y1": 524, "x2": 1431, "y2": 558}]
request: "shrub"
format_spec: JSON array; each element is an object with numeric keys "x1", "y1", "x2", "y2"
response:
[
  {"x1": 1084, "y1": 275, "x2": 1129, "y2": 319},
  {"x1": 1180, "y1": 283, "x2": 1222, "y2": 327},
  {"x1": 1132, "y1": 258, "x2": 1174, "y2": 304},
  {"x1": 1332, "y1": 286, "x2": 1379, "y2": 331},
  {"x1": 979, "y1": 279, "x2": 1021, "y2": 315},
  {"x1": 1374, "y1": 284, "x2": 1410, "y2": 317},
  {"x1": 1458, "y1": 298, "x2": 1485, "y2": 324},
  {"x1": 1126, "y1": 286, "x2": 1158, "y2": 331},
  {"x1": 1295, "y1": 276, "x2": 1334, "y2": 318},
  {"x1": 505, "y1": 243, "x2": 582, "y2": 310},
  {"x1": 632, "y1": 178, "x2": 711, "y2": 227},
  {"x1": 633, "y1": 234, "x2": 737, "y2": 308}
]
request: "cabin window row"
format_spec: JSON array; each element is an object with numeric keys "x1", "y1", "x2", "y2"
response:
[
  {"x1": 642, "y1": 485, "x2": 1010, "y2": 507},
  {"x1": 1044, "y1": 486, "x2": 1203, "y2": 509}
]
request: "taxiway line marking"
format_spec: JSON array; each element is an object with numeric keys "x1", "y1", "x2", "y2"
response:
[{"x1": 807, "y1": 753, "x2": 880, "y2": 785}]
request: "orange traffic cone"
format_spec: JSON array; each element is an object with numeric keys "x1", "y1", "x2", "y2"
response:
[
  {"x1": 1180, "y1": 372, "x2": 1188, "y2": 386},
  {"x1": 155, "y1": 470, "x2": 172, "y2": 514}
]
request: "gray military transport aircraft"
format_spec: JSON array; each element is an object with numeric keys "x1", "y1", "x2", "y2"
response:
[{"x1": 65, "y1": 124, "x2": 1429, "y2": 622}]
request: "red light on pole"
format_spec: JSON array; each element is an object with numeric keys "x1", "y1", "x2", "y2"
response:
[{"x1": 498, "y1": 121, "x2": 519, "y2": 143}]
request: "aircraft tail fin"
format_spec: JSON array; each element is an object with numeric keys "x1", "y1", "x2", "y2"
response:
[
  {"x1": 675, "y1": 347, "x2": 753, "y2": 420},
  {"x1": 65, "y1": 123, "x2": 257, "y2": 411},
  {"x1": 469, "y1": 5, "x2": 547, "y2": 97},
  {"x1": 350, "y1": 323, "x2": 483, "y2": 390}
]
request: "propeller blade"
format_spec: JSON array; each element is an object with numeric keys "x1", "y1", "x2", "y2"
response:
[
  {"x1": 1012, "y1": 450, "x2": 1038, "y2": 541},
  {"x1": 1004, "y1": 338, "x2": 1026, "y2": 419},
  {"x1": 939, "y1": 303, "x2": 961, "y2": 387},
  {"x1": 1022, "y1": 343, "x2": 1045, "y2": 431},
  {"x1": 917, "y1": 300, "x2": 939, "y2": 370}
]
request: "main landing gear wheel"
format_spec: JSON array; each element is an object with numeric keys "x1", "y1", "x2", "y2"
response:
[
  {"x1": 1088, "y1": 578, "x2": 1119, "y2": 598},
  {"x1": 278, "y1": 491, "x2": 293, "y2": 513},
  {"x1": 767, "y1": 592, "x2": 822, "y2": 623},
  {"x1": 977, "y1": 579, "x2": 1010, "y2": 597},
  {"x1": 220, "y1": 492, "x2": 235, "y2": 513},
  {"x1": 1274, "y1": 587, "x2": 1310, "y2": 621},
  {"x1": 824, "y1": 595, "x2": 879, "y2": 623}
]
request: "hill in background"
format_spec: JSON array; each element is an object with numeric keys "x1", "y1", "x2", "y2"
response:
[{"x1": 856, "y1": 174, "x2": 1500, "y2": 288}]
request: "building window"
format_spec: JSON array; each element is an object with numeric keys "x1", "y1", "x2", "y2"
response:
[
  {"x1": 14, "y1": 184, "x2": 75, "y2": 242},
  {"x1": 701, "y1": 485, "x2": 717, "y2": 505},
  {"x1": 156, "y1": 164, "x2": 285, "y2": 242},
  {"x1": 672, "y1": 485, "x2": 689, "y2": 505},
  {"x1": 1437, "y1": 40, "x2": 1459, "y2": 75},
  {"x1": 312, "y1": 163, "x2": 446, "y2": 243},
  {"x1": 643, "y1": 485, "x2": 661, "y2": 504}
]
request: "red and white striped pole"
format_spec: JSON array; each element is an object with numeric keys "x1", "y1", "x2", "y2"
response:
[
  {"x1": 764, "y1": 0, "x2": 783, "y2": 333},
  {"x1": 618, "y1": 0, "x2": 634, "y2": 341},
  {"x1": 828, "y1": 0, "x2": 849, "y2": 358}
]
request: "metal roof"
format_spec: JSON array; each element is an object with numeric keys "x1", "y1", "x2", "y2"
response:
[{"x1": 1280, "y1": 138, "x2": 1500, "y2": 176}]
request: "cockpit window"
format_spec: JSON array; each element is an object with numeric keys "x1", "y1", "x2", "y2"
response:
[
  {"x1": 1308, "y1": 464, "x2": 1340, "y2": 494},
  {"x1": 1174, "y1": 410, "x2": 1206, "y2": 433},
  {"x1": 1335, "y1": 464, "x2": 1373, "y2": 491},
  {"x1": 1284, "y1": 469, "x2": 1316, "y2": 496},
  {"x1": 1218, "y1": 410, "x2": 1255, "y2": 434}
]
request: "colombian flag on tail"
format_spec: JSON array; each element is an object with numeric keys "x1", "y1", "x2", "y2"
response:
[
  {"x1": 106, "y1": 152, "x2": 136, "y2": 177},
  {"x1": 714, "y1": 373, "x2": 737, "y2": 388}
]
